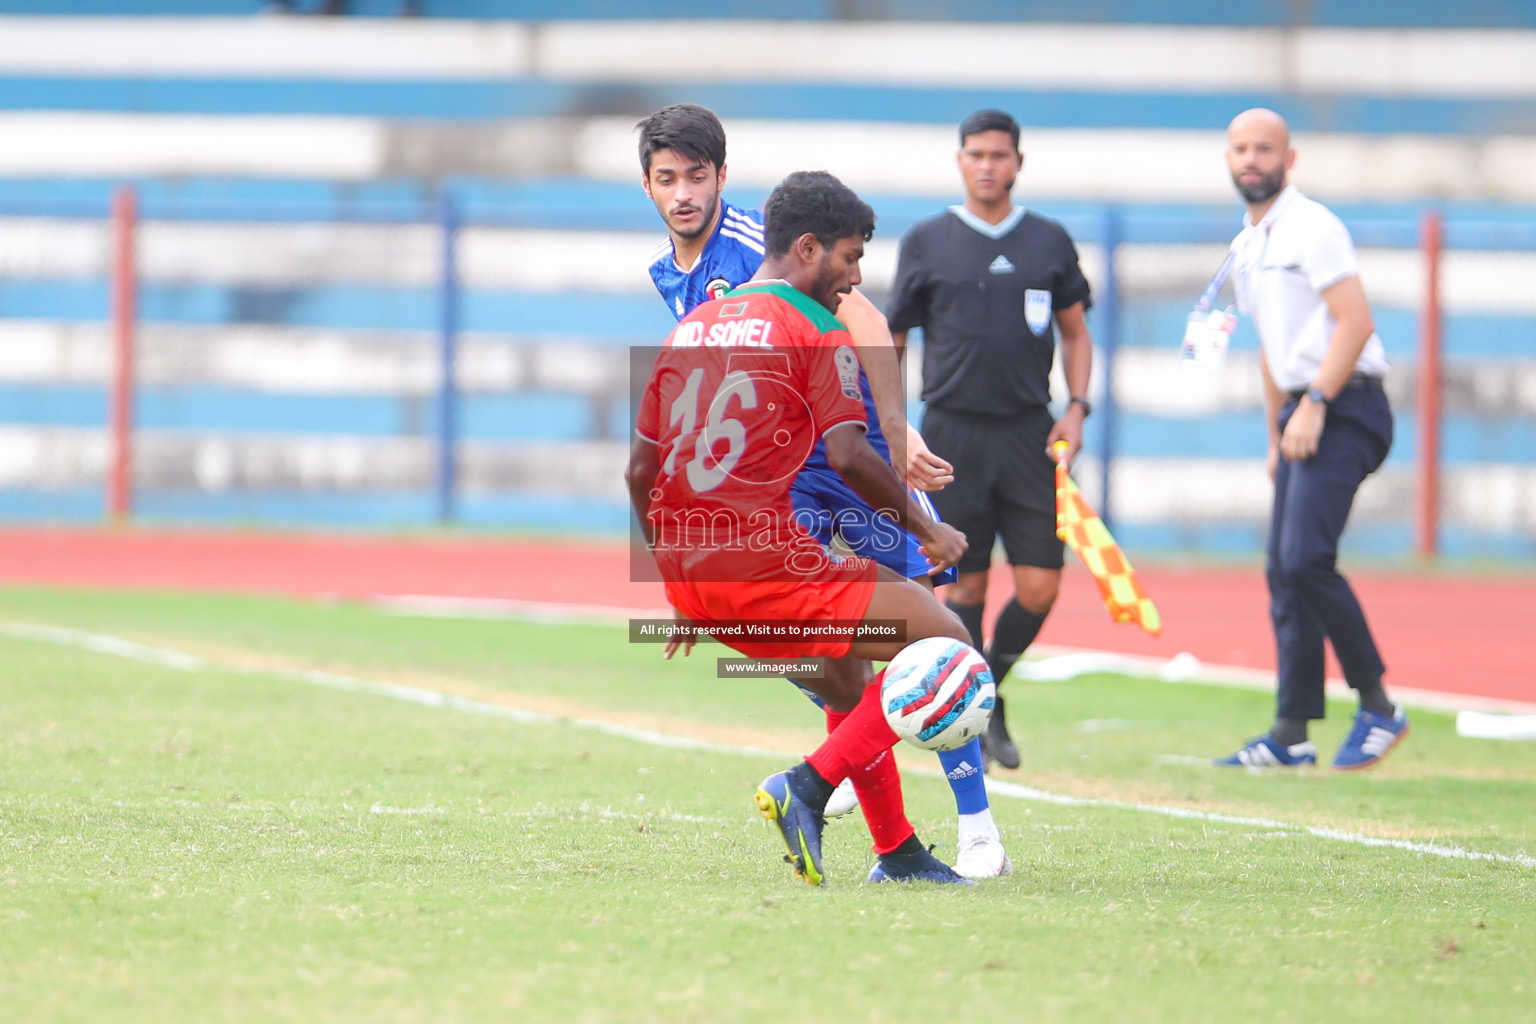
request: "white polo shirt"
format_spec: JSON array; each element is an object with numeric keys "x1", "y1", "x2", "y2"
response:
[{"x1": 1230, "y1": 185, "x2": 1388, "y2": 392}]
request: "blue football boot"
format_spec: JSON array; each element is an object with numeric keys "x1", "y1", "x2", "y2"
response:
[
  {"x1": 755, "y1": 769, "x2": 828, "y2": 885},
  {"x1": 866, "y1": 844, "x2": 974, "y2": 885}
]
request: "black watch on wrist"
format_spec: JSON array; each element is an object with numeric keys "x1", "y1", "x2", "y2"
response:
[
  {"x1": 1068, "y1": 396, "x2": 1092, "y2": 417},
  {"x1": 1305, "y1": 386, "x2": 1329, "y2": 406}
]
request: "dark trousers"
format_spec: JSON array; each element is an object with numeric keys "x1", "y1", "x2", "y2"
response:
[{"x1": 1267, "y1": 381, "x2": 1393, "y2": 720}]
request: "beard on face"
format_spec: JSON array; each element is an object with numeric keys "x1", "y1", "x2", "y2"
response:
[
  {"x1": 812, "y1": 251, "x2": 850, "y2": 311},
  {"x1": 1233, "y1": 165, "x2": 1284, "y2": 203},
  {"x1": 668, "y1": 193, "x2": 718, "y2": 239}
]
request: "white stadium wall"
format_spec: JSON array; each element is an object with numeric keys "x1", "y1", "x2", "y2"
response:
[{"x1": 0, "y1": 15, "x2": 1533, "y2": 553}]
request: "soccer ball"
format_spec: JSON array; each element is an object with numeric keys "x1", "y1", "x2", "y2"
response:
[{"x1": 879, "y1": 637, "x2": 996, "y2": 752}]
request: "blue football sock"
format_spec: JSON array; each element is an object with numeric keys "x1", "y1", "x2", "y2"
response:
[
  {"x1": 785, "y1": 677, "x2": 826, "y2": 709},
  {"x1": 937, "y1": 738, "x2": 989, "y2": 815}
]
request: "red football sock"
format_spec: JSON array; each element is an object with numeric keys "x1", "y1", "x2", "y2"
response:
[
  {"x1": 815, "y1": 676, "x2": 914, "y2": 855},
  {"x1": 849, "y1": 746, "x2": 913, "y2": 855},
  {"x1": 805, "y1": 673, "x2": 899, "y2": 786}
]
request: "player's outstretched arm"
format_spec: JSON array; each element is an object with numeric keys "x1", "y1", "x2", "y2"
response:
[
  {"x1": 904, "y1": 422, "x2": 954, "y2": 491},
  {"x1": 835, "y1": 289, "x2": 908, "y2": 485},
  {"x1": 661, "y1": 611, "x2": 699, "y2": 660},
  {"x1": 626, "y1": 436, "x2": 701, "y2": 661},
  {"x1": 884, "y1": 327, "x2": 952, "y2": 490},
  {"x1": 624, "y1": 437, "x2": 661, "y2": 548},
  {"x1": 823, "y1": 423, "x2": 966, "y2": 573}
]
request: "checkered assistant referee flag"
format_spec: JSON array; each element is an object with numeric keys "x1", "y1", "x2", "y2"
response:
[{"x1": 1052, "y1": 442, "x2": 1162, "y2": 636}]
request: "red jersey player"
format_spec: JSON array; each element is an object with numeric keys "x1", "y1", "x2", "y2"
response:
[{"x1": 626, "y1": 172, "x2": 977, "y2": 885}]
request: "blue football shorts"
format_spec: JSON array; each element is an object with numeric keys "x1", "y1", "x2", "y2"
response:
[{"x1": 789, "y1": 467, "x2": 960, "y2": 588}]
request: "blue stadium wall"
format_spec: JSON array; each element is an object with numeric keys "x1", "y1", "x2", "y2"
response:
[
  {"x1": 2, "y1": 2, "x2": 1535, "y2": 27},
  {"x1": 0, "y1": 10, "x2": 1532, "y2": 559}
]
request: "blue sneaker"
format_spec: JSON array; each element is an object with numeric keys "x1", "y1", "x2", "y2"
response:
[
  {"x1": 866, "y1": 845, "x2": 975, "y2": 886},
  {"x1": 1333, "y1": 706, "x2": 1410, "y2": 770},
  {"x1": 1214, "y1": 735, "x2": 1317, "y2": 768},
  {"x1": 754, "y1": 769, "x2": 827, "y2": 885}
]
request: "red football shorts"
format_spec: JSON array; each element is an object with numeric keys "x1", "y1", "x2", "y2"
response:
[{"x1": 660, "y1": 553, "x2": 878, "y2": 658}]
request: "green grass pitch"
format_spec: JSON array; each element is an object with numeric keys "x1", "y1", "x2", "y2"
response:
[{"x1": 1, "y1": 585, "x2": 1533, "y2": 1023}]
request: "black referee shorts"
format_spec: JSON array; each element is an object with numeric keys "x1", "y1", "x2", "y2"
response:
[{"x1": 920, "y1": 405, "x2": 1064, "y2": 575}]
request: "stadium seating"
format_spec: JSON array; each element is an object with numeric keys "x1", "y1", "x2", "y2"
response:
[{"x1": 1, "y1": 4, "x2": 1532, "y2": 556}]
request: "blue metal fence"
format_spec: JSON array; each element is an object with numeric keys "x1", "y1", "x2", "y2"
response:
[{"x1": 2, "y1": 185, "x2": 1533, "y2": 557}]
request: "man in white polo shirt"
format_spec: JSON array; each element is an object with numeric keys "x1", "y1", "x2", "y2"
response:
[{"x1": 1215, "y1": 108, "x2": 1408, "y2": 771}]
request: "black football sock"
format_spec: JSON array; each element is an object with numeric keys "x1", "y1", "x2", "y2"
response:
[
  {"x1": 1354, "y1": 680, "x2": 1395, "y2": 717},
  {"x1": 789, "y1": 761, "x2": 835, "y2": 809},
  {"x1": 946, "y1": 600, "x2": 985, "y2": 651},
  {"x1": 986, "y1": 599, "x2": 1047, "y2": 686},
  {"x1": 886, "y1": 834, "x2": 925, "y2": 858},
  {"x1": 1271, "y1": 717, "x2": 1310, "y2": 747}
]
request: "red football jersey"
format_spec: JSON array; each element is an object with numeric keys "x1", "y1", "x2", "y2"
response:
[{"x1": 636, "y1": 281, "x2": 867, "y2": 580}]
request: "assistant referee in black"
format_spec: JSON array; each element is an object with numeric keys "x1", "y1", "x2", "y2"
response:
[{"x1": 887, "y1": 109, "x2": 1095, "y2": 770}]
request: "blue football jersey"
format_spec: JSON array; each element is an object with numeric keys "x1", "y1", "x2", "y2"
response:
[
  {"x1": 643, "y1": 198, "x2": 886, "y2": 469},
  {"x1": 643, "y1": 196, "x2": 941, "y2": 582},
  {"x1": 648, "y1": 201, "x2": 766, "y2": 321}
]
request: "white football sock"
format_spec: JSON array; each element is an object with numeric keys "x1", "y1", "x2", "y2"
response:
[{"x1": 957, "y1": 808, "x2": 1000, "y2": 845}]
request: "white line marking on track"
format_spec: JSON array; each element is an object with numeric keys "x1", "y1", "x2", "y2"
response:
[{"x1": 7, "y1": 620, "x2": 1535, "y2": 871}]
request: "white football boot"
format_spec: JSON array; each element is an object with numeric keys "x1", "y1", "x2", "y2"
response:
[
  {"x1": 822, "y1": 776, "x2": 860, "y2": 820},
  {"x1": 953, "y1": 832, "x2": 1012, "y2": 879}
]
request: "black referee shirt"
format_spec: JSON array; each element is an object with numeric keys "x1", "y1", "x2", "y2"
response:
[{"x1": 887, "y1": 206, "x2": 1091, "y2": 417}]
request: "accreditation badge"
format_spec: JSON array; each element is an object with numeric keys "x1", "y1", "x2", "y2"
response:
[
  {"x1": 1181, "y1": 249, "x2": 1237, "y2": 368},
  {"x1": 1180, "y1": 307, "x2": 1237, "y2": 367}
]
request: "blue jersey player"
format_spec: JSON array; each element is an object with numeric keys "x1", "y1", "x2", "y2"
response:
[
  {"x1": 647, "y1": 199, "x2": 764, "y2": 320},
  {"x1": 636, "y1": 103, "x2": 1009, "y2": 879}
]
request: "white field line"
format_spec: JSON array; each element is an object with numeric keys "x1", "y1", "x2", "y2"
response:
[
  {"x1": 0, "y1": 621, "x2": 783, "y2": 760},
  {"x1": 2, "y1": 621, "x2": 210, "y2": 671},
  {"x1": 1155, "y1": 754, "x2": 1218, "y2": 766},
  {"x1": 367, "y1": 593, "x2": 672, "y2": 626},
  {"x1": 1021, "y1": 643, "x2": 1536, "y2": 717},
  {"x1": 981, "y1": 778, "x2": 1536, "y2": 868},
  {"x1": 5, "y1": 620, "x2": 1534, "y2": 871},
  {"x1": 368, "y1": 594, "x2": 1536, "y2": 716}
]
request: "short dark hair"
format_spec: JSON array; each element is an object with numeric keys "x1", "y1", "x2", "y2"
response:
[
  {"x1": 763, "y1": 171, "x2": 876, "y2": 258},
  {"x1": 959, "y1": 108, "x2": 1020, "y2": 150},
  {"x1": 635, "y1": 103, "x2": 727, "y2": 174}
]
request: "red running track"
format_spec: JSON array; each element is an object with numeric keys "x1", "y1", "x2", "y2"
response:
[{"x1": 0, "y1": 526, "x2": 1530, "y2": 707}]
